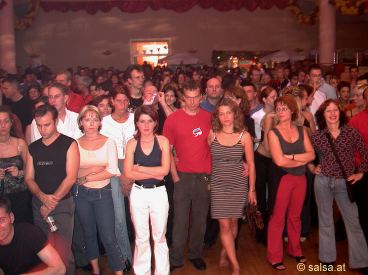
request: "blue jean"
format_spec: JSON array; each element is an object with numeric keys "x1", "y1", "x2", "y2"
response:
[
  {"x1": 73, "y1": 184, "x2": 124, "y2": 271},
  {"x1": 111, "y1": 175, "x2": 132, "y2": 266},
  {"x1": 314, "y1": 175, "x2": 368, "y2": 268}
]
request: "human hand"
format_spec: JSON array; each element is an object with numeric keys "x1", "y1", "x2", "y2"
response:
[
  {"x1": 347, "y1": 173, "x2": 363, "y2": 185},
  {"x1": 172, "y1": 174, "x2": 180, "y2": 183},
  {"x1": 248, "y1": 190, "x2": 257, "y2": 206},
  {"x1": 5, "y1": 166, "x2": 19, "y2": 177},
  {"x1": 40, "y1": 205, "x2": 52, "y2": 219},
  {"x1": 40, "y1": 194, "x2": 59, "y2": 210},
  {"x1": 311, "y1": 164, "x2": 321, "y2": 175}
]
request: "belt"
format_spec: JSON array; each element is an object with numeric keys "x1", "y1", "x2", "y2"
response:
[{"x1": 134, "y1": 180, "x2": 165, "y2": 189}]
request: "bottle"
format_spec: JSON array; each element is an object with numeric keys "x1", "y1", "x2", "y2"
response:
[{"x1": 46, "y1": 216, "x2": 58, "y2": 232}]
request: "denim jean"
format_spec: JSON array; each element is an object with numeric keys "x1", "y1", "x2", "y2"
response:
[
  {"x1": 314, "y1": 175, "x2": 368, "y2": 268},
  {"x1": 111, "y1": 175, "x2": 132, "y2": 266},
  {"x1": 73, "y1": 184, "x2": 124, "y2": 271}
]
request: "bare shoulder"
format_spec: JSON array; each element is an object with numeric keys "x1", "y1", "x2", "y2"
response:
[
  {"x1": 126, "y1": 137, "x2": 137, "y2": 148},
  {"x1": 156, "y1": 135, "x2": 169, "y2": 147},
  {"x1": 208, "y1": 129, "x2": 216, "y2": 144},
  {"x1": 241, "y1": 130, "x2": 252, "y2": 144}
]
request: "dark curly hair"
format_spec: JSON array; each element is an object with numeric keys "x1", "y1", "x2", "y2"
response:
[
  {"x1": 315, "y1": 99, "x2": 348, "y2": 130},
  {"x1": 212, "y1": 98, "x2": 244, "y2": 133}
]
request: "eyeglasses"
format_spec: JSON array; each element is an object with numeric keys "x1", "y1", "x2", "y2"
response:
[{"x1": 276, "y1": 107, "x2": 290, "y2": 113}]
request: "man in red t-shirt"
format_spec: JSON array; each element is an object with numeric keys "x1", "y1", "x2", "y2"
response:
[
  {"x1": 349, "y1": 86, "x2": 368, "y2": 242},
  {"x1": 163, "y1": 80, "x2": 211, "y2": 271}
]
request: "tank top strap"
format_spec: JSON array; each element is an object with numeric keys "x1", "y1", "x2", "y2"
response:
[
  {"x1": 297, "y1": 125, "x2": 304, "y2": 141},
  {"x1": 238, "y1": 130, "x2": 245, "y2": 143}
]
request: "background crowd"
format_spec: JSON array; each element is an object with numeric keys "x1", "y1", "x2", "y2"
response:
[{"x1": 0, "y1": 61, "x2": 367, "y2": 275}]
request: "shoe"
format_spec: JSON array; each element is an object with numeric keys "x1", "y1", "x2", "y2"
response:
[
  {"x1": 189, "y1": 258, "x2": 206, "y2": 270},
  {"x1": 295, "y1": 256, "x2": 307, "y2": 263},
  {"x1": 170, "y1": 264, "x2": 183, "y2": 272},
  {"x1": 271, "y1": 262, "x2": 286, "y2": 270}
]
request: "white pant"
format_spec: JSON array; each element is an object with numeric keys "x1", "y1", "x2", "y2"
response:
[{"x1": 130, "y1": 184, "x2": 170, "y2": 275}]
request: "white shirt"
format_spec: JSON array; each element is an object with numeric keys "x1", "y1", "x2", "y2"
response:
[
  {"x1": 251, "y1": 108, "x2": 266, "y2": 145},
  {"x1": 310, "y1": 90, "x2": 327, "y2": 116},
  {"x1": 30, "y1": 109, "x2": 82, "y2": 142},
  {"x1": 100, "y1": 113, "x2": 135, "y2": 159}
]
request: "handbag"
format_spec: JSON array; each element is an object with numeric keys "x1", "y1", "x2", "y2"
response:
[
  {"x1": 246, "y1": 204, "x2": 264, "y2": 233},
  {"x1": 325, "y1": 132, "x2": 356, "y2": 202}
]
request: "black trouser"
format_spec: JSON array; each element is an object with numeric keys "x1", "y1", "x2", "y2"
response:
[
  {"x1": 355, "y1": 173, "x2": 368, "y2": 243},
  {"x1": 254, "y1": 151, "x2": 272, "y2": 244}
]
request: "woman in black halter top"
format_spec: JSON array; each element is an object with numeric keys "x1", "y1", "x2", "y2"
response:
[{"x1": 0, "y1": 106, "x2": 32, "y2": 223}]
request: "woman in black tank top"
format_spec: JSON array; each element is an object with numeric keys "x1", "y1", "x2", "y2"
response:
[
  {"x1": 267, "y1": 95, "x2": 315, "y2": 270},
  {"x1": 124, "y1": 106, "x2": 171, "y2": 275}
]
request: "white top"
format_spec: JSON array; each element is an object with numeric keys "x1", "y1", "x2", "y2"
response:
[
  {"x1": 100, "y1": 113, "x2": 135, "y2": 159},
  {"x1": 310, "y1": 90, "x2": 327, "y2": 116},
  {"x1": 78, "y1": 137, "x2": 120, "y2": 189},
  {"x1": 30, "y1": 109, "x2": 82, "y2": 142},
  {"x1": 251, "y1": 108, "x2": 266, "y2": 146}
]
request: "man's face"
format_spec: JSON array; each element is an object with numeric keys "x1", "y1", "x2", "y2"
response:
[
  {"x1": 192, "y1": 72, "x2": 201, "y2": 82},
  {"x1": 350, "y1": 68, "x2": 359, "y2": 80},
  {"x1": 128, "y1": 70, "x2": 144, "y2": 90},
  {"x1": 298, "y1": 71, "x2": 306, "y2": 83},
  {"x1": 309, "y1": 69, "x2": 322, "y2": 86},
  {"x1": 243, "y1": 85, "x2": 257, "y2": 102},
  {"x1": 0, "y1": 207, "x2": 14, "y2": 245},
  {"x1": 48, "y1": 87, "x2": 67, "y2": 112},
  {"x1": 143, "y1": 85, "x2": 158, "y2": 105},
  {"x1": 1, "y1": 82, "x2": 17, "y2": 99},
  {"x1": 55, "y1": 74, "x2": 71, "y2": 87},
  {"x1": 35, "y1": 112, "x2": 58, "y2": 140},
  {"x1": 250, "y1": 70, "x2": 261, "y2": 83},
  {"x1": 112, "y1": 93, "x2": 129, "y2": 113},
  {"x1": 183, "y1": 88, "x2": 202, "y2": 112},
  {"x1": 206, "y1": 78, "x2": 222, "y2": 100}
]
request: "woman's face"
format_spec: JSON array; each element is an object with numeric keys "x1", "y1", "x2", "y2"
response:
[
  {"x1": 264, "y1": 90, "x2": 278, "y2": 109},
  {"x1": 0, "y1": 112, "x2": 11, "y2": 136},
  {"x1": 136, "y1": 113, "x2": 156, "y2": 135},
  {"x1": 111, "y1": 75, "x2": 119, "y2": 84},
  {"x1": 28, "y1": 88, "x2": 40, "y2": 101},
  {"x1": 323, "y1": 102, "x2": 340, "y2": 126},
  {"x1": 81, "y1": 111, "x2": 101, "y2": 134},
  {"x1": 165, "y1": 90, "x2": 176, "y2": 106},
  {"x1": 339, "y1": 87, "x2": 350, "y2": 102},
  {"x1": 275, "y1": 103, "x2": 292, "y2": 122},
  {"x1": 178, "y1": 74, "x2": 185, "y2": 85},
  {"x1": 97, "y1": 98, "x2": 112, "y2": 117},
  {"x1": 218, "y1": 105, "x2": 234, "y2": 128}
]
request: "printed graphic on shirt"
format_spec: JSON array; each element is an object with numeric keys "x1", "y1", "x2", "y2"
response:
[{"x1": 193, "y1": 127, "x2": 203, "y2": 137}]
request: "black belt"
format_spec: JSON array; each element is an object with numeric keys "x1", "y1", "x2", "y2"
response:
[{"x1": 134, "y1": 180, "x2": 165, "y2": 189}]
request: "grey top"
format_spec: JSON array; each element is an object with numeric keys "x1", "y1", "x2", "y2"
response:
[{"x1": 271, "y1": 126, "x2": 306, "y2": 175}]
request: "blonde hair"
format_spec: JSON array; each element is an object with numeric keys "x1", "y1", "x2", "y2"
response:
[{"x1": 77, "y1": 105, "x2": 102, "y2": 133}]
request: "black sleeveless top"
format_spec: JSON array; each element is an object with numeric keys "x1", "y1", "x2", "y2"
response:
[
  {"x1": 29, "y1": 134, "x2": 74, "y2": 195},
  {"x1": 134, "y1": 136, "x2": 162, "y2": 186},
  {"x1": 271, "y1": 126, "x2": 306, "y2": 175}
]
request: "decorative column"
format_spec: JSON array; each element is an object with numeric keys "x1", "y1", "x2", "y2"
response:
[
  {"x1": 318, "y1": 0, "x2": 336, "y2": 66},
  {"x1": 0, "y1": 0, "x2": 17, "y2": 73}
]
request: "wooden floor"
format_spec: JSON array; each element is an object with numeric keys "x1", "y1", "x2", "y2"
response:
[{"x1": 77, "y1": 224, "x2": 363, "y2": 275}]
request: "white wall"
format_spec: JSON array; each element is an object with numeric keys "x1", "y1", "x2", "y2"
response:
[{"x1": 16, "y1": 6, "x2": 318, "y2": 71}]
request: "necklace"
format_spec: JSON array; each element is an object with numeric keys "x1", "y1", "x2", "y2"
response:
[{"x1": 221, "y1": 130, "x2": 234, "y2": 134}]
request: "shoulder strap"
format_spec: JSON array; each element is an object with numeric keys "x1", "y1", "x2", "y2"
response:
[
  {"x1": 325, "y1": 132, "x2": 347, "y2": 179},
  {"x1": 238, "y1": 130, "x2": 245, "y2": 142}
]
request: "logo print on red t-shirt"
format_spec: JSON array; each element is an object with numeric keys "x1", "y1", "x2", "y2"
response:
[{"x1": 193, "y1": 127, "x2": 202, "y2": 137}]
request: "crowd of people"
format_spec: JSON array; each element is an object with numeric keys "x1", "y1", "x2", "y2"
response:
[{"x1": 0, "y1": 61, "x2": 367, "y2": 275}]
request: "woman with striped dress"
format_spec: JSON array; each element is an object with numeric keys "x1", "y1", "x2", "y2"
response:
[{"x1": 208, "y1": 98, "x2": 256, "y2": 275}]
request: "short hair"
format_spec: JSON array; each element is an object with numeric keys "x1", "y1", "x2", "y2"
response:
[
  {"x1": 134, "y1": 105, "x2": 159, "y2": 139},
  {"x1": 0, "y1": 196, "x2": 11, "y2": 214},
  {"x1": 212, "y1": 98, "x2": 244, "y2": 133},
  {"x1": 182, "y1": 80, "x2": 201, "y2": 94},
  {"x1": 355, "y1": 83, "x2": 368, "y2": 96},
  {"x1": 90, "y1": 95, "x2": 112, "y2": 108},
  {"x1": 124, "y1": 65, "x2": 144, "y2": 81},
  {"x1": 56, "y1": 70, "x2": 72, "y2": 82},
  {"x1": 309, "y1": 64, "x2": 322, "y2": 74},
  {"x1": 337, "y1": 81, "x2": 351, "y2": 92},
  {"x1": 162, "y1": 83, "x2": 178, "y2": 95},
  {"x1": 48, "y1": 82, "x2": 69, "y2": 95},
  {"x1": 315, "y1": 99, "x2": 348, "y2": 130},
  {"x1": 274, "y1": 95, "x2": 299, "y2": 122},
  {"x1": 34, "y1": 104, "x2": 58, "y2": 121},
  {"x1": 1, "y1": 75, "x2": 20, "y2": 90},
  {"x1": 77, "y1": 105, "x2": 102, "y2": 133},
  {"x1": 240, "y1": 80, "x2": 256, "y2": 90},
  {"x1": 112, "y1": 89, "x2": 129, "y2": 100}
]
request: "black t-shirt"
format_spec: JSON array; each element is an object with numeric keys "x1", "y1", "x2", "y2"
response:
[
  {"x1": 29, "y1": 134, "x2": 74, "y2": 195},
  {"x1": 0, "y1": 223, "x2": 47, "y2": 275},
  {"x1": 4, "y1": 96, "x2": 33, "y2": 132},
  {"x1": 129, "y1": 97, "x2": 143, "y2": 111}
]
